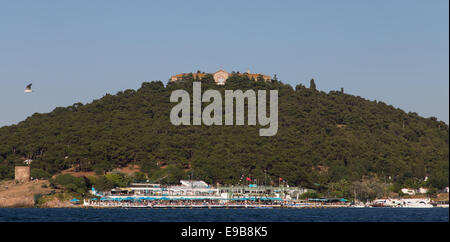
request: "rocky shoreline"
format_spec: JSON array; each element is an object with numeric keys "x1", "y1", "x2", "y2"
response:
[{"x1": 0, "y1": 180, "x2": 76, "y2": 208}]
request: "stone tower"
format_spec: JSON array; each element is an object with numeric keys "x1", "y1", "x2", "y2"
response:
[{"x1": 15, "y1": 166, "x2": 30, "y2": 183}]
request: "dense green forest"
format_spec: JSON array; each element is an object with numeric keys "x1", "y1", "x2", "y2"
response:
[{"x1": 0, "y1": 73, "x2": 448, "y2": 192}]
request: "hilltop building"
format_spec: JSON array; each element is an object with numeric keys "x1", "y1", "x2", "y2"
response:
[{"x1": 170, "y1": 69, "x2": 272, "y2": 85}]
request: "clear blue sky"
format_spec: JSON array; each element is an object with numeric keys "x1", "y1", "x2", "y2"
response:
[{"x1": 0, "y1": 0, "x2": 448, "y2": 127}]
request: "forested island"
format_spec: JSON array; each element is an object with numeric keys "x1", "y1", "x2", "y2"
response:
[{"x1": 0, "y1": 73, "x2": 448, "y2": 200}]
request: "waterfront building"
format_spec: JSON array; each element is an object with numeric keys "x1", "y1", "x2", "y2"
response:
[
  {"x1": 218, "y1": 185, "x2": 309, "y2": 200},
  {"x1": 97, "y1": 180, "x2": 309, "y2": 202},
  {"x1": 110, "y1": 183, "x2": 164, "y2": 197},
  {"x1": 84, "y1": 181, "x2": 353, "y2": 208}
]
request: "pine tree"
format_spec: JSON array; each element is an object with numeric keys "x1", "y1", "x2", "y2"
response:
[
  {"x1": 273, "y1": 74, "x2": 278, "y2": 82},
  {"x1": 310, "y1": 79, "x2": 316, "y2": 90}
]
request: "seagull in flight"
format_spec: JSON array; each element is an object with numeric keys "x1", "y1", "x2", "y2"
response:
[{"x1": 24, "y1": 83, "x2": 33, "y2": 93}]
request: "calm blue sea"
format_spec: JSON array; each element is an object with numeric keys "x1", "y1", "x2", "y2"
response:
[{"x1": 0, "y1": 208, "x2": 448, "y2": 222}]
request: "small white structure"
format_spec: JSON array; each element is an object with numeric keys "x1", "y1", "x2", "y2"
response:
[
  {"x1": 180, "y1": 180, "x2": 209, "y2": 188},
  {"x1": 24, "y1": 159, "x2": 33, "y2": 165},
  {"x1": 401, "y1": 188, "x2": 416, "y2": 195},
  {"x1": 418, "y1": 187, "x2": 429, "y2": 194}
]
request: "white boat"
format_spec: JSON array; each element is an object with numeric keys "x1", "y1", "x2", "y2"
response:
[
  {"x1": 352, "y1": 201, "x2": 366, "y2": 208},
  {"x1": 400, "y1": 199, "x2": 433, "y2": 208},
  {"x1": 352, "y1": 204, "x2": 366, "y2": 208},
  {"x1": 436, "y1": 204, "x2": 449, "y2": 208}
]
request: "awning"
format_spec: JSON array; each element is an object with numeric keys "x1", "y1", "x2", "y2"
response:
[{"x1": 308, "y1": 198, "x2": 328, "y2": 202}]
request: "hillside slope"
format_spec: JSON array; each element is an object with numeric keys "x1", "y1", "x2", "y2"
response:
[{"x1": 0, "y1": 74, "x2": 448, "y2": 189}]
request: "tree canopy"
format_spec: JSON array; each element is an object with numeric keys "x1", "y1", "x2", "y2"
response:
[{"x1": 0, "y1": 73, "x2": 448, "y2": 190}]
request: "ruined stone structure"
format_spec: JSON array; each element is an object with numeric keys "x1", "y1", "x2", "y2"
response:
[
  {"x1": 15, "y1": 166, "x2": 30, "y2": 183},
  {"x1": 170, "y1": 69, "x2": 272, "y2": 85}
]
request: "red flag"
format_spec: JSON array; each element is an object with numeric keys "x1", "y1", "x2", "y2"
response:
[{"x1": 246, "y1": 177, "x2": 251, "y2": 181}]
